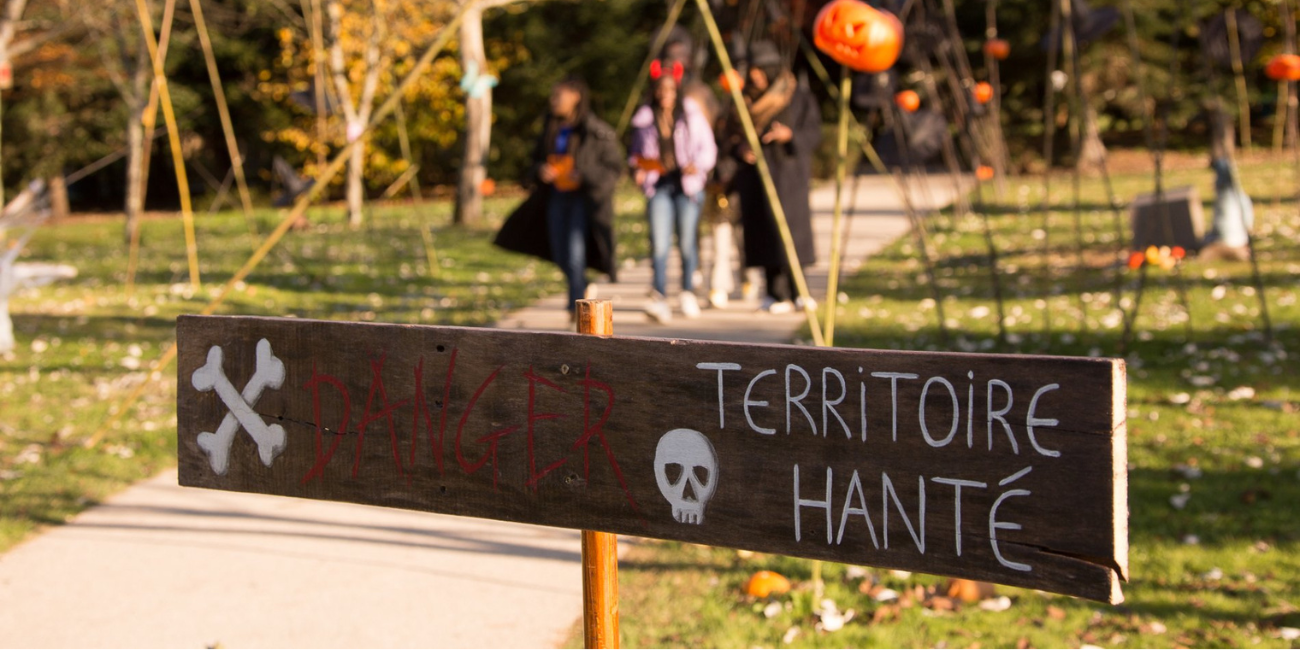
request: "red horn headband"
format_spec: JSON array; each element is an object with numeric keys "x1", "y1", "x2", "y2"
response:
[{"x1": 650, "y1": 60, "x2": 684, "y2": 83}]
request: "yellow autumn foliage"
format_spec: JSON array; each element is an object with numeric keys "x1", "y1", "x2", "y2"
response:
[{"x1": 255, "y1": 0, "x2": 521, "y2": 191}]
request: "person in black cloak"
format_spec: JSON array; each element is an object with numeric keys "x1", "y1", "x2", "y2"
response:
[
  {"x1": 721, "y1": 41, "x2": 821, "y2": 313},
  {"x1": 494, "y1": 76, "x2": 624, "y2": 317}
]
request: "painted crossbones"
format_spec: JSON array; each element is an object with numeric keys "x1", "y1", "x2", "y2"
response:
[{"x1": 192, "y1": 338, "x2": 287, "y2": 475}]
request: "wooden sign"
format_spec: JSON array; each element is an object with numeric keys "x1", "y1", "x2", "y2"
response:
[{"x1": 176, "y1": 315, "x2": 1128, "y2": 603}]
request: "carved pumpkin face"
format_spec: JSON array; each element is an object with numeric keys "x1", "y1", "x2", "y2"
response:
[
  {"x1": 813, "y1": 0, "x2": 903, "y2": 73},
  {"x1": 984, "y1": 39, "x2": 1010, "y2": 61},
  {"x1": 894, "y1": 90, "x2": 920, "y2": 112},
  {"x1": 973, "y1": 81, "x2": 994, "y2": 104},
  {"x1": 1266, "y1": 54, "x2": 1300, "y2": 81}
]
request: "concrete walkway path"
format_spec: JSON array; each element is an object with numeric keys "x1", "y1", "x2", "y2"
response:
[{"x1": 0, "y1": 173, "x2": 964, "y2": 649}]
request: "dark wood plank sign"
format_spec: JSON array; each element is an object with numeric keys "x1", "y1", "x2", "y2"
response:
[{"x1": 176, "y1": 315, "x2": 1128, "y2": 603}]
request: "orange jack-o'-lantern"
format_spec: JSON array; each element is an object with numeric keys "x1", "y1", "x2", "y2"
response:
[
  {"x1": 1266, "y1": 54, "x2": 1300, "y2": 81},
  {"x1": 894, "y1": 90, "x2": 920, "y2": 112},
  {"x1": 975, "y1": 165, "x2": 995, "y2": 181},
  {"x1": 983, "y1": 39, "x2": 1011, "y2": 60},
  {"x1": 813, "y1": 0, "x2": 904, "y2": 73},
  {"x1": 973, "y1": 81, "x2": 994, "y2": 104}
]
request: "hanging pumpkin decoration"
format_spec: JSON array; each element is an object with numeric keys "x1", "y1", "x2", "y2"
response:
[
  {"x1": 1265, "y1": 53, "x2": 1300, "y2": 81},
  {"x1": 976, "y1": 165, "x2": 995, "y2": 181},
  {"x1": 983, "y1": 39, "x2": 1011, "y2": 60},
  {"x1": 745, "y1": 570, "x2": 792, "y2": 598},
  {"x1": 894, "y1": 89, "x2": 920, "y2": 112},
  {"x1": 719, "y1": 69, "x2": 745, "y2": 93},
  {"x1": 813, "y1": 0, "x2": 904, "y2": 73},
  {"x1": 973, "y1": 81, "x2": 994, "y2": 104}
]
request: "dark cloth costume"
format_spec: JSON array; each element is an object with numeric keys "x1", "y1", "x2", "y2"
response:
[
  {"x1": 721, "y1": 69, "x2": 821, "y2": 300},
  {"x1": 494, "y1": 111, "x2": 624, "y2": 282}
]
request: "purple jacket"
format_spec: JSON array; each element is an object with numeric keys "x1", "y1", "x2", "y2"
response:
[{"x1": 628, "y1": 96, "x2": 717, "y2": 199}]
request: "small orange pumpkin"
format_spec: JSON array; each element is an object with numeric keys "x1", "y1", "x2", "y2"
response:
[
  {"x1": 813, "y1": 0, "x2": 904, "y2": 73},
  {"x1": 894, "y1": 89, "x2": 920, "y2": 112},
  {"x1": 1127, "y1": 251, "x2": 1145, "y2": 269},
  {"x1": 975, "y1": 165, "x2": 995, "y2": 181},
  {"x1": 479, "y1": 177, "x2": 497, "y2": 196},
  {"x1": 745, "y1": 570, "x2": 792, "y2": 598},
  {"x1": 973, "y1": 81, "x2": 994, "y2": 104},
  {"x1": 983, "y1": 39, "x2": 1011, "y2": 60},
  {"x1": 719, "y1": 69, "x2": 745, "y2": 93},
  {"x1": 1266, "y1": 53, "x2": 1300, "y2": 81}
]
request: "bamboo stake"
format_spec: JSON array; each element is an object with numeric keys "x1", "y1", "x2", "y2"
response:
[
  {"x1": 576, "y1": 300, "x2": 619, "y2": 650},
  {"x1": 615, "y1": 0, "x2": 687, "y2": 137},
  {"x1": 1225, "y1": 7, "x2": 1251, "y2": 150},
  {"x1": 823, "y1": 67, "x2": 852, "y2": 345},
  {"x1": 695, "y1": 0, "x2": 825, "y2": 346},
  {"x1": 136, "y1": 0, "x2": 177, "y2": 211},
  {"x1": 394, "y1": 100, "x2": 438, "y2": 278},
  {"x1": 189, "y1": 0, "x2": 255, "y2": 220},
  {"x1": 1037, "y1": 0, "x2": 1062, "y2": 340},
  {"x1": 984, "y1": 0, "x2": 1007, "y2": 198},
  {"x1": 304, "y1": 0, "x2": 329, "y2": 171},
  {"x1": 88, "y1": 0, "x2": 478, "y2": 448},
  {"x1": 134, "y1": 0, "x2": 200, "y2": 289},
  {"x1": 1060, "y1": 0, "x2": 1088, "y2": 333}
]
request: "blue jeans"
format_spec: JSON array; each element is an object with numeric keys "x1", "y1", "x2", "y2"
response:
[
  {"x1": 546, "y1": 190, "x2": 589, "y2": 311},
  {"x1": 646, "y1": 177, "x2": 702, "y2": 297}
]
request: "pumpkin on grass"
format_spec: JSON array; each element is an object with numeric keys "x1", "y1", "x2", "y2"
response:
[{"x1": 745, "y1": 570, "x2": 792, "y2": 598}]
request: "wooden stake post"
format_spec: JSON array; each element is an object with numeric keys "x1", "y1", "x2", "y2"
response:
[
  {"x1": 176, "y1": 314, "x2": 1130, "y2": 607},
  {"x1": 577, "y1": 299, "x2": 619, "y2": 648}
]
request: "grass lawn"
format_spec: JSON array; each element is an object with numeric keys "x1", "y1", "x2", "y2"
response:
[
  {"x1": 593, "y1": 155, "x2": 1299, "y2": 648},
  {"x1": 0, "y1": 188, "x2": 649, "y2": 552}
]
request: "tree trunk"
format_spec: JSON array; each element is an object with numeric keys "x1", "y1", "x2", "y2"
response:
[
  {"x1": 454, "y1": 3, "x2": 490, "y2": 226},
  {"x1": 49, "y1": 173, "x2": 68, "y2": 218},
  {"x1": 346, "y1": 123, "x2": 365, "y2": 227},
  {"x1": 124, "y1": 103, "x2": 146, "y2": 241},
  {"x1": 1078, "y1": 104, "x2": 1107, "y2": 171}
]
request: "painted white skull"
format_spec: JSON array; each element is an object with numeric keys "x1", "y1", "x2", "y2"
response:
[{"x1": 654, "y1": 428, "x2": 719, "y2": 524}]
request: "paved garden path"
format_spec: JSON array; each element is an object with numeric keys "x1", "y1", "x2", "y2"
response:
[{"x1": 0, "y1": 173, "x2": 964, "y2": 648}]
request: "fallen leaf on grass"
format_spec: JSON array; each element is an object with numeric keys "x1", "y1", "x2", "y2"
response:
[
  {"x1": 781, "y1": 626, "x2": 800, "y2": 644},
  {"x1": 979, "y1": 596, "x2": 1013, "y2": 612},
  {"x1": 1046, "y1": 605, "x2": 1066, "y2": 621},
  {"x1": 1169, "y1": 493, "x2": 1191, "y2": 509},
  {"x1": 872, "y1": 604, "x2": 901, "y2": 624}
]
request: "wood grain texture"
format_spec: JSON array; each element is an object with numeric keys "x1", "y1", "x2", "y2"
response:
[{"x1": 177, "y1": 315, "x2": 1128, "y2": 603}]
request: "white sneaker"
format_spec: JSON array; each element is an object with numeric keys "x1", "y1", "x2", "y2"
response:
[
  {"x1": 760, "y1": 297, "x2": 794, "y2": 314},
  {"x1": 644, "y1": 296, "x2": 673, "y2": 324},
  {"x1": 680, "y1": 291, "x2": 701, "y2": 319},
  {"x1": 795, "y1": 296, "x2": 817, "y2": 311},
  {"x1": 708, "y1": 289, "x2": 730, "y2": 309}
]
